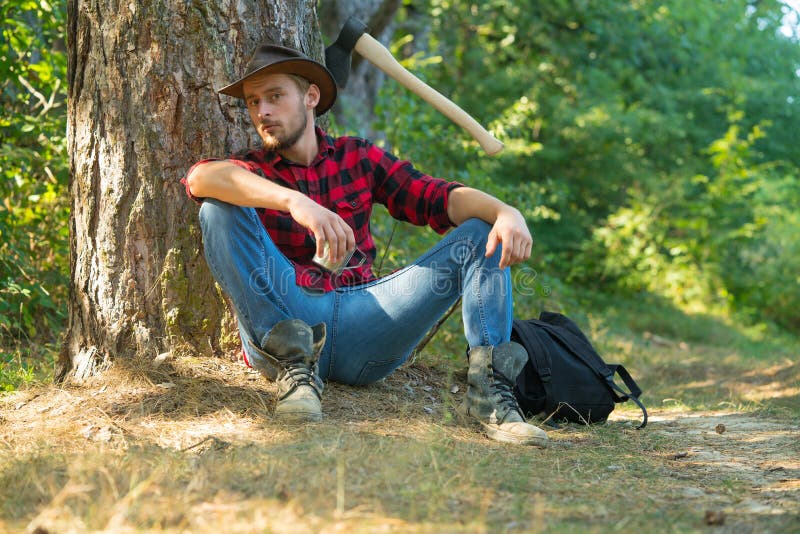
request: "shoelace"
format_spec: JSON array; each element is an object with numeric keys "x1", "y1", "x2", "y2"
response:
[
  {"x1": 278, "y1": 357, "x2": 322, "y2": 400},
  {"x1": 490, "y1": 365, "x2": 525, "y2": 421}
]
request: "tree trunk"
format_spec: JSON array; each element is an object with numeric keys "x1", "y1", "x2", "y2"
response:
[{"x1": 59, "y1": 0, "x2": 326, "y2": 380}]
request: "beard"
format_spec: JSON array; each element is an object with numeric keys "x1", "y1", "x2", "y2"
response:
[{"x1": 260, "y1": 100, "x2": 309, "y2": 151}]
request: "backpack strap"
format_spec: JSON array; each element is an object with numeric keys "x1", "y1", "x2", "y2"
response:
[
  {"x1": 606, "y1": 364, "x2": 648, "y2": 429},
  {"x1": 534, "y1": 320, "x2": 611, "y2": 381},
  {"x1": 608, "y1": 364, "x2": 642, "y2": 399},
  {"x1": 537, "y1": 319, "x2": 649, "y2": 430},
  {"x1": 512, "y1": 319, "x2": 553, "y2": 385}
]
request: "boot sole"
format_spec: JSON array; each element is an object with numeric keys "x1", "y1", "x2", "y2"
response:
[
  {"x1": 482, "y1": 422, "x2": 548, "y2": 447},
  {"x1": 274, "y1": 410, "x2": 323, "y2": 423},
  {"x1": 457, "y1": 401, "x2": 548, "y2": 447}
]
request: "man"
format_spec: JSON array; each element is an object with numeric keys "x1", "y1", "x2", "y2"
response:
[{"x1": 183, "y1": 43, "x2": 547, "y2": 446}]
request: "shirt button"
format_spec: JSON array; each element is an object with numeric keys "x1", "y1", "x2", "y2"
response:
[{"x1": 350, "y1": 200, "x2": 358, "y2": 208}]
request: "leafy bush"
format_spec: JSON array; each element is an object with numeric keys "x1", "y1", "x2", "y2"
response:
[
  {"x1": 583, "y1": 118, "x2": 800, "y2": 329},
  {"x1": 0, "y1": 1, "x2": 69, "y2": 347},
  {"x1": 717, "y1": 169, "x2": 800, "y2": 329},
  {"x1": 375, "y1": 1, "x2": 800, "y2": 332}
]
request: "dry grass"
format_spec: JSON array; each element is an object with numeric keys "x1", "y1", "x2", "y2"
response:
[{"x1": 1, "y1": 334, "x2": 799, "y2": 533}]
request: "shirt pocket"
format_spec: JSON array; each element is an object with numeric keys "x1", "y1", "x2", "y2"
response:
[{"x1": 334, "y1": 192, "x2": 372, "y2": 244}]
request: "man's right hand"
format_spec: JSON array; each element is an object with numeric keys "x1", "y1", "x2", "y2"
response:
[{"x1": 287, "y1": 194, "x2": 355, "y2": 264}]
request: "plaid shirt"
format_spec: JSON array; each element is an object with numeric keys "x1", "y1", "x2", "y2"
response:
[{"x1": 183, "y1": 128, "x2": 463, "y2": 292}]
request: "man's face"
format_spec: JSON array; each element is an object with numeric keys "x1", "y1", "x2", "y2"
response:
[{"x1": 242, "y1": 73, "x2": 313, "y2": 151}]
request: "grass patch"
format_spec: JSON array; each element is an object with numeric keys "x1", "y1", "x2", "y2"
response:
[
  {"x1": 1, "y1": 292, "x2": 798, "y2": 532},
  {"x1": 2, "y1": 409, "x2": 797, "y2": 532},
  {"x1": 0, "y1": 342, "x2": 56, "y2": 392}
]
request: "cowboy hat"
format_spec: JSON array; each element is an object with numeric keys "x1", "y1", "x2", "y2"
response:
[{"x1": 218, "y1": 43, "x2": 337, "y2": 115}]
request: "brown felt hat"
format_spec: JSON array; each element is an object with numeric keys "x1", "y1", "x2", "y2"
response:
[{"x1": 218, "y1": 43, "x2": 337, "y2": 115}]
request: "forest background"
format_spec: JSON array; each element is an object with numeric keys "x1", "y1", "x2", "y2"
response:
[
  {"x1": 2, "y1": 0, "x2": 798, "y2": 386},
  {"x1": 1, "y1": 1, "x2": 799, "y2": 531}
]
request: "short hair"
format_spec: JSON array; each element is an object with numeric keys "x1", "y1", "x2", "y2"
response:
[
  {"x1": 288, "y1": 74, "x2": 319, "y2": 115},
  {"x1": 288, "y1": 74, "x2": 311, "y2": 95}
]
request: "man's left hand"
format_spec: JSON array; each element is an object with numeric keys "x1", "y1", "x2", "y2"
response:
[{"x1": 485, "y1": 207, "x2": 532, "y2": 269}]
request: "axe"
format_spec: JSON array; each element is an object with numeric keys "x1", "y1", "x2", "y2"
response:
[{"x1": 325, "y1": 16, "x2": 504, "y2": 156}]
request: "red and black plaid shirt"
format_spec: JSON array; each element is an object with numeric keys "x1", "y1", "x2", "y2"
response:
[{"x1": 183, "y1": 128, "x2": 463, "y2": 292}]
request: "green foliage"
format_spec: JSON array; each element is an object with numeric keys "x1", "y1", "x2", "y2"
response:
[
  {"x1": 375, "y1": 0, "x2": 800, "y2": 331},
  {"x1": 0, "y1": 0, "x2": 69, "y2": 350},
  {"x1": 585, "y1": 118, "x2": 800, "y2": 329},
  {"x1": 0, "y1": 344, "x2": 54, "y2": 392},
  {"x1": 700, "y1": 120, "x2": 800, "y2": 328},
  {"x1": 733, "y1": 176, "x2": 800, "y2": 328}
]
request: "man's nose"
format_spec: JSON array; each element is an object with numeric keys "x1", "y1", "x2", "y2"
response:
[{"x1": 257, "y1": 102, "x2": 272, "y2": 118}]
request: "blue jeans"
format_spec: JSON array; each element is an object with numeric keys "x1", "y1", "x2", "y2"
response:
[{"x1": 199, "y1": 199, "x2": 513, "y2": 385}]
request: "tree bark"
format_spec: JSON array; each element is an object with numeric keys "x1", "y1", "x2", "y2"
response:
[{"x1": 59, "y1": 0, "x2": 326, "y2": 380}]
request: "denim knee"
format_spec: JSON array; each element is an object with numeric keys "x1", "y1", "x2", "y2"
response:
[
  {"x1": 198, "y1": 198, "x2": 242, "y2": 234},
  {"x1": 451, "y1": 217, "x2": 497, "y2": 264},
  {"x1": 456, "y1": 217, "x2": 492, "y2": 245}
]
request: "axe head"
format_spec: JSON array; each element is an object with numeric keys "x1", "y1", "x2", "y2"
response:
[{"x1": 325, "y1": 16, "x2": 370, "y2": 88}]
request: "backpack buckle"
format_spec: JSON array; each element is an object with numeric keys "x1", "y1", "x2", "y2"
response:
[{"x1": 539, "y1": 367, "x2": 552, "y2": 382}]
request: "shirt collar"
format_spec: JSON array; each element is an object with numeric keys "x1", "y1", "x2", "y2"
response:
[{"x1": 315, "y1": 127, "x2": 335, "y2": 161}]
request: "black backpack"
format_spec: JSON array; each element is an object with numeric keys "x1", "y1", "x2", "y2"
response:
[{"x1": 511, "y1": 311, "x2": 648, "y2": 429}]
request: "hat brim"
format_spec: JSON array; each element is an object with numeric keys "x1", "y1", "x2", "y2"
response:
[{"x1": 218, "y1": 58, "x2": 337, "y2": 115}]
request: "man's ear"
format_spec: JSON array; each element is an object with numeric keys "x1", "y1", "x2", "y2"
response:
[{"x1": 306, "y1": 84, "x2": 321, "y2": 110}]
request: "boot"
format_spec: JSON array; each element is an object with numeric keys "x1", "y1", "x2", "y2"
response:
[
  {"x1": 247, "y1": 319, "x2": 326, "y2": 423},
  {"x1": 459, "y1": 342, "x2": 548, "y2": 447}
]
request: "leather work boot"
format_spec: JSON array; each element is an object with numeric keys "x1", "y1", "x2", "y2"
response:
[
  {"x1": 247, "y1": 319, "x2": 326, "y2": 423},
  {"x1": 458, "y1": 342, "x2": 548, "y2": 447}
]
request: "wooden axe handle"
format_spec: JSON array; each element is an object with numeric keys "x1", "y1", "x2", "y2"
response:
[{"x1": 354, "y1": 34, "x2": 504, "y2": 156}]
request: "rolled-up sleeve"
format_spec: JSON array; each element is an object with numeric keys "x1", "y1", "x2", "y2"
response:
[
  {"x1": 181, "y1": 159, "x2": 215, "y2": 203},
  {"x1": 369, "y1": 144, "x2": 463, "y2": 234}
]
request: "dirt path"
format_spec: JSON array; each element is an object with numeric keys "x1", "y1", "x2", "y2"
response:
[
  {"x1": 638, "y1": 411, "x2": 800, "y2": 523},
  {"x1": 1, "y1": 359, "x2": 798, "y2": 532}
]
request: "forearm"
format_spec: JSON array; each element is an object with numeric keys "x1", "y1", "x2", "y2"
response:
[
  {"x1": 186, "y1": 160, "x2": 301, "y2": 210},
  {"x1": 187, "y1": 160, "x2": 356, "y2": 262},
  {"x1": 447, "y1": 186, "x2": 515, "y2": 226},
  {"x1": 448, "y1": 186, "x2": 532, "y2": 268}
]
